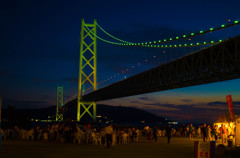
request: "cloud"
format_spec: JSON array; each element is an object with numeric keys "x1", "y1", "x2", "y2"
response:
[
  {"x1": 139, "y1": 97, "x2": 150, "y2": 101},
  {"x1": 207, "y1": 101, "x2": 226, "y2": 106},
  {"x1": 181, "y1": 99, "x2": 192, "y2": 103},
  {"x1": 134, "y1": 104, "x2": 179, "y2": 111},
  {"x1": 207, "y1": 101, "x2": 240, "y2": 107},
  {"x1": 130, "y1": 100, "x2": 140, "y2": 104}
]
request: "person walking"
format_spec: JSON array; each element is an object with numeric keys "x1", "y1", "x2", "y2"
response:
[
  {"x1": 166, "y1": 124, "x2": 172, "y2": 144},
  {"x1": 105, "y1": 124, "x2": 113, "y2": 148},
  {"x1": 189, "y1": 124, "x2": 194, "y2": 140},
  {"x1": 152, "y1": 126, "x2": 158, "y2": 142},
  {"x1": 202, "y1": 124, "x2": 208, "y2": 142}
]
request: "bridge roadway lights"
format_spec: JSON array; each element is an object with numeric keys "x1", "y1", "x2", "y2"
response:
[{"x1": 77, "y1": 19, "x2": 97, "y2": 122}]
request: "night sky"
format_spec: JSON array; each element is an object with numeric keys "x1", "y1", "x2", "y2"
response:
[{"x1": 1, "y1": 0, "x2": 240, "y2": 123}]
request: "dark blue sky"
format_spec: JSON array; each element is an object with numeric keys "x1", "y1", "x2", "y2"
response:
[{"x1": 1, "y1": 0, "x2": 240, "y2": 122}]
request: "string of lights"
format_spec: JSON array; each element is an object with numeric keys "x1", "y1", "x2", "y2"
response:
[
  {"x1": 124, "y1": 40, "x2": 223, "y2": 48},
  {"x1": 96, "y1": 20, "x2": 239, "y2": 46},
  {"x1": 84, "y1": 22, "x2": 124, "y2": 45},
  {"x1": 82, "y1": 55, "x2": 159, "y2": 94},
  {"x1": 96, "y1": 22, "x2": 133, "y2": 44},
  {"x1": 86, "y1": 23, "x2": 225, "y2": 48}
]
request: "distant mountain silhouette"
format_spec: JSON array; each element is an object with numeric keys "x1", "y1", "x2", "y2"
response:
[
  {"x1": 64, "y1": 104, "x2": 166, "y2": 124},
  {"x1": 2, "y1": 104, "x2": 167, "y2": 125}
]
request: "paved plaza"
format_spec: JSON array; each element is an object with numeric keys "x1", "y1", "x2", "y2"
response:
[
  {"x1": 1, "y1": 136, "x2": 239, "y2": 158},
  {"x1": 0, "y1": 137, "x2": 207, "y2": 158}
]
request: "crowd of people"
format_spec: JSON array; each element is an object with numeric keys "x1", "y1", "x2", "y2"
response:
[
  {"x1": 0, "y1": 123, "x2": 142, "y2": 146},
  {"x1": 0, "y1": 122, "x2": 235, "y2": 147}
]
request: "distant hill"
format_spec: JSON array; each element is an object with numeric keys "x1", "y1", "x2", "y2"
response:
[
  {"x1": 64, "y1": 104, "x2": 166, "y2": 124},
  {"x1": 2, "y1": 104, "x2": 167, "y2": 127}
]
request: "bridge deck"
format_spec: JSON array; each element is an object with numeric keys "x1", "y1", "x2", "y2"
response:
[{"x1": 80, "y1": 36, "x2": 240, "y2": 102}]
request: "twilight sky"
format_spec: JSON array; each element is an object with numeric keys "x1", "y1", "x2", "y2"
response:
[{"x1": 1, "y1": 0, "x2": 240, "y2": 123}]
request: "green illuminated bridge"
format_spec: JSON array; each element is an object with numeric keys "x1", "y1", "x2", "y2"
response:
[{"x1": 56, "y1": 19, "x2": 240, "y2": 122}]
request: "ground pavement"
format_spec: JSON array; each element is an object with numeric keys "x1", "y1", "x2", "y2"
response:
[{"x1": 0, "y1": 137, "x2": 235, "y2": 158}]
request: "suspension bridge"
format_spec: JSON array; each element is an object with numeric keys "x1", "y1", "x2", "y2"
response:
[{"x1": 55, "y1": 19, "x2": 240, "y2": 122}]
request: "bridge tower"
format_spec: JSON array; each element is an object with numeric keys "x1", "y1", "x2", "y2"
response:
[
  {"x1": 77, "y1": 19, "x2": 97, "y2": 122},
  {"x1": 56, "y1": 86, "x2": 64, "y2": 121}
]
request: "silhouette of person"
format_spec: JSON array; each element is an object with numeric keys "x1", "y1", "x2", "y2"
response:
[
  {"x1": 166, "y1": 124, "x2": 172, "y2": 144},
  {"x1": 105, "y1": 124, "x2": 113, "y2": 148}
]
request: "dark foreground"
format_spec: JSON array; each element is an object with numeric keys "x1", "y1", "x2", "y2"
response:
[{"x1": 0, "y1": 137, "x2": 238, "y2": 158}]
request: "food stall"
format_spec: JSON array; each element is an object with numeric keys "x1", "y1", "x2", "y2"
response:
[{"x1": 213, "y1": 115, "x2": 240, "y2": 147}]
